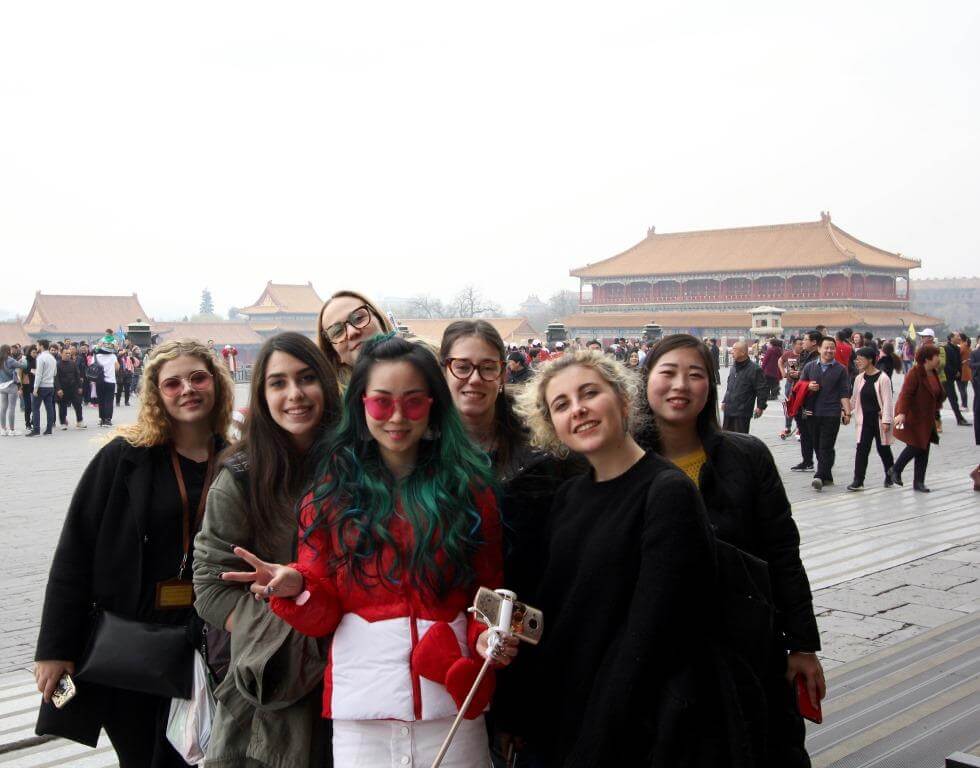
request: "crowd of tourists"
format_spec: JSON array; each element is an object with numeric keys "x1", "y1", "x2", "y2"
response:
[
  {"x1": 1, "y1": 330, "x2": 145, "y2": 435},
  {"x1": 22, "y1": 294, "x2": 980, "y2": 768}
]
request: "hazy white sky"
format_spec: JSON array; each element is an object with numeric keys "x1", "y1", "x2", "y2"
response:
[{"x1": 2, "y1": 1, "x2": 978, "y2": 321}]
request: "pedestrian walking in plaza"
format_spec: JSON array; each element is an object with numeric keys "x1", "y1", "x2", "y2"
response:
[
  {"x1": 790, "y1": 331, "x2": 823, "y2": 471},
  {"x1": 761, "y1": 337, "x2": 783, "y2": 400},
  {"x1": 956, "y1": 332, "x2": 971, "y2": 409},
  {"x1": 0, "y1": 344, "x2": 23, "y2": 435},
  {"x1": 22, "y1": 345, "x2": 36, "y2": 431},
  {"x1": 878, "y1": 341, "x2": 901, "y2": 382},
  {"x1": 115, "y1": 348, "x2": 134, "y2": 407},
  {"x1": 778, "y1": 337, "x2": 804, "y2": 439},
  {"x1": 637, "y1": 334, "x2": 823, "y2": 768},
  {"x1": 222, "y1": 334, "x2": 508, "y2": 767},
  {"x1": 943, "y1": 333, "x2": 970, "y2": 426},
  {"x1": 509, "y1": 349, "x2": 757, "y2": 766},
  {"x1": 970, "y1": 335, "x2": 980, "y2": 489},
  {"x1": 93, "y1": 343, "x2": 119, "y2": 426},
  {"x1": 800, "y1": 336, "x2": 851, "y2": 490},
  {"x1": 54, "y1": 345, "x2": 86, "y2": 430},
  {"x1": 848, "y1": 347, "x2": 895, "y2": 491},
  {"x1": 28, "y1": 339, "x2": 57, "y2": 437},
  {"x1": 316, "y1": 289, "x2": 393, "y2": 388},
  {"x1": 34, "y1": 339, "x2": 235, "y2": 767},
  {"x1": 193, "y1": 333, "x2": 341, "y2": 767},
  {"x1": 890, "y1": 345, "x2": 945, "y2": 492},
  {"x1": 721, "y1": 341, "x2": 767, "y2": 434}
]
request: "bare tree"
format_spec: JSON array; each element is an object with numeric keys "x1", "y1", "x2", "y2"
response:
[
  {"x1": 547, "y1": 290, "x2": 579, "y2": 319},
  {"x1": 451, "y1": 284, "x2": 500, "y2": 318},
  {"x1": 408, "y1": 294, "x2": 450, "y2": 319}
]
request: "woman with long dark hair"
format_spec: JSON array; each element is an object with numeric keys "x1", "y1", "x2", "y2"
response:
[
  {"x1": 35, "y1": 340, "x2": 235, "y2": 767},
  {"x1": 636, "y1": 333, "x2": 822, "y2": 768},
  {"x1": 193, "y1": 332, "x2": 342, "y2": 767},
  {"x1": 222, "y1": 334, "x2": 510, "y2": 767},
  {"x1": 890, "y1": 344, "x2": 946, "y2": 492}
]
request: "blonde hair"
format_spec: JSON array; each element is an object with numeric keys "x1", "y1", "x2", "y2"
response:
[
  {"x1": 114, "y1": 339, "x2": 235, "y2": 447},
  {"x1": 515, "y1": 349, "x2": 643, "y2": 456},
  {"x1": 316, "y1": 290, "x2": 393, "y2": 384}
]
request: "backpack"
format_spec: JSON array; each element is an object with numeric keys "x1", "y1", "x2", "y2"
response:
[{"x1": 85, "y1": 361, "x2": 103, "y2": 382}]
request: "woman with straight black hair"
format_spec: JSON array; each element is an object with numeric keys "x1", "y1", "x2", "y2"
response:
[
  {"x1": 636, "y1": 333, "x2": 822, "y2": 768},
  {"x1": 194, "y1": 332, "x2": 342, "y2": 767}
]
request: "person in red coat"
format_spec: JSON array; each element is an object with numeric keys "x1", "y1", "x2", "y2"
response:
[{"x1": 889, "y1": 345, "x2": 946, "y2": 492}]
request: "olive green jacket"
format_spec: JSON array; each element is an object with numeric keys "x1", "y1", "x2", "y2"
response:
[{"x1": 193, "y1": 467, "x2": 328, "y2": 768}]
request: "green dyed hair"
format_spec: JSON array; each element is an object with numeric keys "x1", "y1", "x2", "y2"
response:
[{"x1": 304, "y1": 332, "x2": 495, "y2": 598}]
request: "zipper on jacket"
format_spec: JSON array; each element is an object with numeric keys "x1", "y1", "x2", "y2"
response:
[{"x1": 408, "y1": 602, "x2": 423, "y2": 720}]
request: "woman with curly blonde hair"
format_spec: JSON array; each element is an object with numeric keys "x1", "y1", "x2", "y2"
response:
[
  {"x1": 35, "y1": 339, "x2": 234, "y2": 767},
  {"x1": 504, "y1": 350, "x2": 742, "y2": 766}
]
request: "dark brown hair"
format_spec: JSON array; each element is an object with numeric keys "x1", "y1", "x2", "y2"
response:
[
  {"x1": 915, "y1": 345, "x2": 939, "y2": 365},
  {"x1": 635, "y1": 333, "x2": 720, "y2": 453},
  {"x1": 231, "y1": 332, "x2": 342, "y2": 534},
  {"x1": 439, "y1": 320, "x2": 527, "y2": 477}
]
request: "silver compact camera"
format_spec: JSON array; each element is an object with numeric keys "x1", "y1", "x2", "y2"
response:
[{"x1": 472, "y1": 587, "x2": 543, "y2": 645}]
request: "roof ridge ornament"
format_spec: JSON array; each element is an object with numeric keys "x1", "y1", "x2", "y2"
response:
[
  {"x1": 820, "y1": 210, "x2": 831, "y2": 223},
  {"x1": 647, "y1": 225, "x2": 656, "y2": 237}
]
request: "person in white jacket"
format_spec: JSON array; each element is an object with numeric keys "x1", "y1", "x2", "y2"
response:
[{"x1": 848, "y1": 346, "x2": 895, "y2": 491}]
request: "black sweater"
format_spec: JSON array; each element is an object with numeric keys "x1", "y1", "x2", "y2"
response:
[{"x1": 512, "y1": 452, "x2": 729, "y2": 767}]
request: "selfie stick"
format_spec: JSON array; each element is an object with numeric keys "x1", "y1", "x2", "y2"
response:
[{"x1": 430, "y1": 590, "x2": 516, "y2": 768}]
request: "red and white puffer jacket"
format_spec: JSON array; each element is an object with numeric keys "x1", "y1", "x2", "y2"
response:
[{"x1": 271, "y1": 484, "x2": 502, "y2": 722}]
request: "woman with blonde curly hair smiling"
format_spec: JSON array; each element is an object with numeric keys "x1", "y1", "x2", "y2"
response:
[
  {"x1": 34, "y1": 339, "x2": 235, "y2": 767},
  {"x1": 502, "y1": 350, "x2": 744, "y2": 766}
]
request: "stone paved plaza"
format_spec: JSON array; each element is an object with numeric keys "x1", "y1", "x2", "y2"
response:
[{"x1": 0, "y1": 375, "x2": 977, "y2": 765}]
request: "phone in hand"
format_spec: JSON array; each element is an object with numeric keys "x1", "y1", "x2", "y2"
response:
[
  {"x1": 795, "y1": 673, "x2": 822, "y2": 724},
  {"x1": 52, "y1": 673, "x2": 76, "y2": 709}
]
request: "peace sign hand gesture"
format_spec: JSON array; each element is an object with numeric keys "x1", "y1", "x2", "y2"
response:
[{"x1": 221, "y1": 546, "x2": 304, "y2": 600}]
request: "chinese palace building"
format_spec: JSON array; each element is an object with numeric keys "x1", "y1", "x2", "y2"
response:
[{"x1": 565, "y1": 212, "x2": 940, "y2": 338}]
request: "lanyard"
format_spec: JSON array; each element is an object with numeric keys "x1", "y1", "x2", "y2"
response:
[{"x1": 171, "y1": 442, "x2": 215, "y2": 580}]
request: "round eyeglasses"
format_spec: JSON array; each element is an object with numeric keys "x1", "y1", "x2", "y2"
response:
[
  {"x1": 324, "y1": 305, "x2": 373, "y2": 344},
  {"x1": 445, "y1": 358, "x2": 505, "y2": 382},
  {"x1": 159, "y1": 370, "x2": 213, "y2": 398}
]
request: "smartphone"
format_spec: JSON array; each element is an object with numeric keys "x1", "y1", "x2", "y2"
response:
[
  {"x1": 473, "y1": 588, "x2": 543, "y2": 645},
  {"x1": 52, "y1": 673, "x2": 76, "y2": 709},
  {"x1": 795, "y1": 674, "x2": 822, "y2": 724}
]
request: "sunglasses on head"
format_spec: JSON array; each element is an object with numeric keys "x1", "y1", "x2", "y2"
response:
[
  {"x1": 445, "y1": 358, "x2": 505, "y2": 382},
  {"x1": 362, "y1": 393, "x2": 433, "y2": 421},
  {"x1": 159, "y1": 370, "x2": 214, "y2": 398},
  {"x1": 324, "y1": 305, "x2": 373, "y2": 344}
]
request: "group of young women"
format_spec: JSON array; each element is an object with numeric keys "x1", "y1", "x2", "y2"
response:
[{"x1": 34, "y1": 289, "x2": 824, "y2": 768}]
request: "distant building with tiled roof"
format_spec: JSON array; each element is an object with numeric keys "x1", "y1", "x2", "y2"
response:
[
  {"x1": 22, "y1": 292, "x2": 151, "y2": 341},
  {"x1": 571, "y1": 212, "x2": 920, "y2": 315},
  {"x1": 0, "y1": 320, "x2": 31, "y2": 347},
  {"x1": 399, "y1": 318, "x2": 540, "y2": 346},
  {"x1": 561, "y1": 308, "x2": 941, "y2": 343},
  {"x1": 155, "y1": 321, "x2": 265, "y2": 365},
  {"x1": 239, "y1": 282, "x2": 324, "y2": 337}
]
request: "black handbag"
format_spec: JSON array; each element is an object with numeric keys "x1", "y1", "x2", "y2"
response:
[{"x1": 75, "y1": 610, "x2": 194, "y2": 699}]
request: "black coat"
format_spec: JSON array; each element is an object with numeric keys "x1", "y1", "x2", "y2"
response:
[
  {"x1": 723, "y1": 359, "x2": 768, "y2": 418},
  {"x1": 35, "y1": 437, "x2": 221, "y2": 746},
  {"x1": 700, "y1": 429, "x2": 818, "y2": 652},
  {"x1": 699, "y1": 429, "x2": 818, "y2": 768}
]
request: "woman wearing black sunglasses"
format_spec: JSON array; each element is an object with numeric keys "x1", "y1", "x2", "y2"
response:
[
  {"x1": 34, "y1": 339, "x2": 235, "y2": 767},
  {"x1": 316, "y1": 290, "x2": 393, "y2": 387}
]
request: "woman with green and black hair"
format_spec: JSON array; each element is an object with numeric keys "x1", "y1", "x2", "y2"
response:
[{"x1": 222, "y1": 333, "x2": 513, "y2": 768}]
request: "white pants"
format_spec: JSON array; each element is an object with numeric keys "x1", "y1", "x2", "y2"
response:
[{"x1": 332, "y1": 715, "x2": 488, "y2": 768}]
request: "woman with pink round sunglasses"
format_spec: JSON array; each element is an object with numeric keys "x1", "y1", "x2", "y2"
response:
[{"x1": 224, "y1": 333, "x2": 513, "y2": 767}]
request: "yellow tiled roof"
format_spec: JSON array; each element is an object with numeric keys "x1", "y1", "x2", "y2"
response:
[
  {"x1": 571, "y1": 215, "x2": 920, "y2": 279},
  {"x1": 240, "y1": 282, "x2": 324, "y2": 315},
  {"x1": 22, "y1": 293, "x2": 151, "y2": 335}
]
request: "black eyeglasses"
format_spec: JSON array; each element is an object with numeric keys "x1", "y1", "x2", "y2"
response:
[
  {"x1": 323, "y1": 305, "x2": 373, "y2": 343},
  {"x1": 445, "y1": 358, "x2": 505, "y2": 382}
]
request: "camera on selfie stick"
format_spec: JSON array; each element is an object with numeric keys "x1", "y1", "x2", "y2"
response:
[{"x1": 430, "y1": 588, "x2": 543, "y2": 768}]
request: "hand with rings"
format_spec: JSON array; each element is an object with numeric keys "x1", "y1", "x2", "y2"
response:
[{"x1": 476, "y1": 629, "x2": 520, "y2": 667}]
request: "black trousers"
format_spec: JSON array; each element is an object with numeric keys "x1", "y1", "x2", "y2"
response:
[
  {"x1": 943, "y1": 380, "x2": 966, "y2": 422},
  {"x1": 98, "y1": 382, "x2": 116, "y2": 424},
  {"x1": 115, "y1": 378, "x2": 131, "y2": 406},
  {"x1": 853, "y1": 416, "x2": 894, "y2": 484},
  {"x1": 894, "y1": 444, "x2": 929, "y2": 486},
  {"x1": 58, "y1": 390, "x2": 83, "y2": 424},
  {"x1": 22, "y1": 390, "x2": 32, "y2": 429},
  {"x1": 723, "y1": 414, "x2": 752, "y2": 434},
  {"x1": 799, "y1": 414, "x2": 814, "y2": 465},
  {"x1": 101, "y1": 688, "x2": 193, "y2": 768},
  {"x1": 956, "y1": 379, "x2": 969, "y2": 409},
  {"x1": 809, "y1": 415, "x2": 841, "y2": 482}
]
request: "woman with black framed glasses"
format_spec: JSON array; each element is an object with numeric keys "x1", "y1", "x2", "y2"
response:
[{"x1": 316, "y1": 290, "x2": 393, "y2": 387}]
